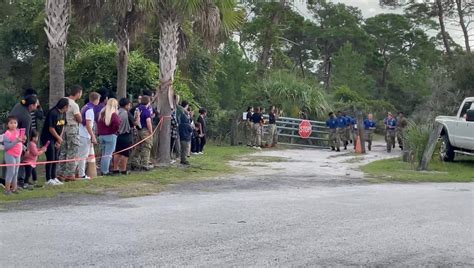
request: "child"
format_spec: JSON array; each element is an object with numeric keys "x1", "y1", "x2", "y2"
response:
[
  {"x1": 22, "y1": 129, "x2": 47, "y2": 188},
  {"x1": 3, "y1": 116, "x2": 25, "y2": 195}
]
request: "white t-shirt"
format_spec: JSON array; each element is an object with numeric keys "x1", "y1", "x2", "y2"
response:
[
  {"x1": 79, "y1": 108, "x2": 94, "y2": 139},
  {"x1": 66, "y1": 98, "x2": 80, "y2": 127}
]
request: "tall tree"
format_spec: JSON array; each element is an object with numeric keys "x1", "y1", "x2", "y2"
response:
[
  {"x1": 155, "y1": 0, "x2": 242, "y2": 164},
  {"x1": 74, "y1": 0, "x2": 152, "y2": 98},
  {"x1": 452, "y1": 0, "x2": 472, "y2": 53},
  {"x1": 45, "y1": 0, "x2": 70, "y2": 105}
]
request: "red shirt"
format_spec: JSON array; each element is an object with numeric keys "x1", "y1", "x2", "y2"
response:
[{"x1": 97, "y1": 113, "x2": 121, "y2": 136}]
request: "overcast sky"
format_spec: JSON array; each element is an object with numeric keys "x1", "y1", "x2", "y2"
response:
[{"x1": 293, "y1": 0, "x2": 469, "y2": 49}]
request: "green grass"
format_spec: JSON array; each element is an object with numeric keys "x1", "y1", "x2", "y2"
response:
[
  {"x1": 0, "y1": 145, "x2": 253, "y2": 205},
  {"x1": 361, "y1": 156, "x2": 474, "y2": 182}
]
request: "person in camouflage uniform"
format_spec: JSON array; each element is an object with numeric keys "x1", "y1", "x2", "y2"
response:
[
  {"x1": 336, "y1": 111, "x2": 347, "y2": 150},
  {"x1": 363, "y1": 113, "x2": 376, "y2": 151},
  {"x1": 396, "y1": 112, "x2": 408, "y2": 150},
  {"x1": 384, "y1": 112, "x2": 397, "y2": 153},
  {"x1": 131, "y1": 96, "x2": 154, "y2": 171},
  {"x1": 326, "y1": 112, "x2": 340, "y2": 151},
  {"x1": 57, "y1": 85, "x2": 83, "y2": 181}
]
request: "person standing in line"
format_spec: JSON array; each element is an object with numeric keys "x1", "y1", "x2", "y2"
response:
[
  {"x1": 41, "y1": 98, "x2": 68, "y2": 186},
  {"x1": 326, "y1": 112, "x2": 340, "y2": 152},
  {"x1": 251, "y1": 107, "x2": 264, "y2": 149},
  {"x1": 178, "y1": 101, "x2": 193, "y2": 165},
  {"x1": 170, "y1": 108, "x2": 179, "y2": 162},
  {"x1": 2, "y1": 116, "x2": 25, "y2": 195},
  {"x1": 57, "y1": 85, "x2": 83, "y2": 181},
  {"x1": 97, "y1": 98, "x2": 121, "y2": 176},
  {"x1": 364, "y1": 113, "x2": 377, "y2": 151},
  {"x1": 196, "y1": 108, "x2": 207, "y2": 154},
  {"x1": 23, "y1": 88, "x2": 44, "y2": 131},
  {"x1": 384, "y1": 112, "x2": 397, "y2": 153},
  {"x1": 342, "y1": 112, "x2": 352, "y2": 146},
  {"x1": 336, "y1": 111, "x2": 347, "y2": 150},
  {"x1": 245, "y1": 106, "x2": 254, "y2": 147},
  {"x1": 8, "y1": 95, "x2": 39, "y2": 188},
  {"x1": 131, "y1": 96, "x2": 153, "y2": 171},
  {"x1": 112, "y1": 98, "x2": 137, "y2": 175},
  {"x1": 396, "y1": 112, "x2": 408, "y2": 150},
  {"x1": 93, "y1": 88, "x2": 109, "y2": 123},
  {"x1": 22, "y1": 129, "x2": 47, "y2": 188},
  {"x1": 77, "y1": 92, "x2": 100, "y2": 180}
]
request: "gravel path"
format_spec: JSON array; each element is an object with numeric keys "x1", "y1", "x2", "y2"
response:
[{"x1": 1, "y1": 143, "x2": 473, "y2": 266}]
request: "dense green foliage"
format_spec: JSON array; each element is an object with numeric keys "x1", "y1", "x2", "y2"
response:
[{"x1": 66, "y1": 41, "x2": 159, "y2": 97}]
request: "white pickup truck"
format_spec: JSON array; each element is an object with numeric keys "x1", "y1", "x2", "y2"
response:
[{"x1": 435, "y1": 97, "x2": 474, "y2": 161}]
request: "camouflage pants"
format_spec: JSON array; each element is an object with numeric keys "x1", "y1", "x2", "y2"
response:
[
  {"x1": 131, "y1": 129, "x2": 153, "y2": 168},
  {"x1": 386, "y1": 129, "x2": 396, "y2": 152},
  {"x1": 345, "y1": 127, "x2": 351, "y2": 142},
  {"x1": 396, "y1": 129, "x2": 405, "y2": 148},
  {"x1": 247, "y1": 122, "x2": 254, "y2": 146},
  {"x1": 267, "y1": 124, "x2": 278, "y2": 146},
  {"x1": 57, "y1": 126, "x2": 80, "y2": 177},
  {"x1": 337, "y1": 128, "x2": 347, "y2": 147},
  {"x1": 329, "y1": 129, "x2": 340, "y2": 150},
  {"x1": 365, "y1": 129, "x2": 374, "y2": 150},
  {"x1": 253, "y1": 123, "x2": 262, "y2": 147}
]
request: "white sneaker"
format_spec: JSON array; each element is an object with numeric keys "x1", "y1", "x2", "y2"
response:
[
  {"x1": 198, "y1": 152, "x2": 204, "y2": 155},
  {"x1": 79, "y1": 175, "x2": 91, "y2": 180},
  {"x1": 170, "y1": 160, "x2": 176, "y2": 164},
  {"x1": 46, "y1": 179, "x2": 58, "y2": 186},
  {"x1": 53, "y1": 178, "x2": 64, "y2": 185}
]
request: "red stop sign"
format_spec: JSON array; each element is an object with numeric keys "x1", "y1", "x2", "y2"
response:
[{"x1": 299, "y1": 120, "x2": 312, "y2": 139}]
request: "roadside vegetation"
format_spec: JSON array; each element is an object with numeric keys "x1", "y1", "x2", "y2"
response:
[
  {"x1": 361, "y1": 156, "x2": 474, "y2": 183},
  {"x1": 0, "y1": 146, "x2": 252, "y2": 205}
]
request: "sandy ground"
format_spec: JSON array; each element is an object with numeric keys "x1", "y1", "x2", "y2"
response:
[{"x1": 1, "y1": 142, "x2": 473, "y2": 266}]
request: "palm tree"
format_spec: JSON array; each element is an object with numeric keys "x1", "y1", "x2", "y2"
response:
[
  {"x1": 154, "y1": 0, "x2": 242, "y2": 164},
  {"x1": 45, "y1": 0, "x2": 71, "y2": 105},
  {"x1": 74, "y1": 0, "x2": 152, "y2": 98}
]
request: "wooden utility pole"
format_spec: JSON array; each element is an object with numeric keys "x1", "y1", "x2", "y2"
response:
[{"x1": 419, "y1": 122, "x2": 443, "y2": 170}]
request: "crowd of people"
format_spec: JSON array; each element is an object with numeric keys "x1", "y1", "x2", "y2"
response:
[
  {"x1": 0, "y1": 86, "x2": 208, "y2": 195},
  {"x1": 326, "y1": 111, "x2": 408, "y2": 153}
]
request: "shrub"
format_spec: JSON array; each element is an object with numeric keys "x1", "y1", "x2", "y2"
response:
[
  {"x1": 66, "y1": 41, "x2": 158, "y2": 97},
  {"x1": 404, "y1": 122, "x2": 433, "y2": 167}
]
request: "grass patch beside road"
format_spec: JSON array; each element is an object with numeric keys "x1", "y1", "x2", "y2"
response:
[
  {"x1": 361, "y1": 156, "x2": 474, "y2": 182},
  {"x1": 0, "y1": 145, "x2": 252, "y2": 205}
]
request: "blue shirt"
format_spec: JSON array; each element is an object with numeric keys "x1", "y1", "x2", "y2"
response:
[
  {"x1": 364, "y1": 119, "x2": 376, "y2": 130},
  {"x1": 326, "y1": 118, "x2": 338, "y2": 129},
  {"x1": 384, "y1": 118, "x2": 397, "y2": 129},
  {"x1": 337, "y1": 116, "x2": 346, "y2": 128}
]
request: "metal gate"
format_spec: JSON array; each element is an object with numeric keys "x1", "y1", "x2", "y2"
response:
[{"x1": 263, "y1": 116, "x2": 330, "y2": 149}]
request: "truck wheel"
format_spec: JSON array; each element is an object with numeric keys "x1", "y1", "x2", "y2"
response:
[{"x1": 440, "y1": 134, "x2": 455, "y2": 162}]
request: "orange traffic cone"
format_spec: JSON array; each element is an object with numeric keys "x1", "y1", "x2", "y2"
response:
[
  {"x1": 355, "y1": 135, "x2": 362, "y2": 154},
  {"x1": 86, "y1": 145, "x2": 97, "y2": 178}
]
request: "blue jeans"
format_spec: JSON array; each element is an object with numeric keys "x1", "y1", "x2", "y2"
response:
[{"x1": 99, "y1": 134, "x2": 117, "y2": 175}]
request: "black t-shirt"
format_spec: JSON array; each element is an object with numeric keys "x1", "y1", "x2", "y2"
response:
[
  {"x1": 251, "y1": 113, "x2": 263, "y2": 124},
  {"x1": 269, "y1": 112, "x2": 276, "y2": 124},
  {"x1": 41, "y1": 108, "x2": 66, "y2": 144},
  {"x1": 197, "y1": 115, "x2": 207, "y2": 135}
]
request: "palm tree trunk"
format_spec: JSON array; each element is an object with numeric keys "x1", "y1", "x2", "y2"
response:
[
  {"x1": 49, "y1": 47, "x2": 65, "y2": 105},
  {"x1": 436, "y1": 0, "x2": 452, "y2": 56},
  {"x1": 455, "y1": 0, "x2": 471, "y2": 53},
  {"x1": 157, "y1": 17, "x2": 179, "y2": 164},
  {"x1": 116, "y1": 28, "x2": 129, "y2": 99},
  {"x1": 44, "y1": 0, "x2": 70, "y2": 105}
]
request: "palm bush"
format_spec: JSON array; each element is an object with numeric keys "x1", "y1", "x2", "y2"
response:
[{"x1": 404, "y1": 122, "x2": 433, "y2": 167}]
